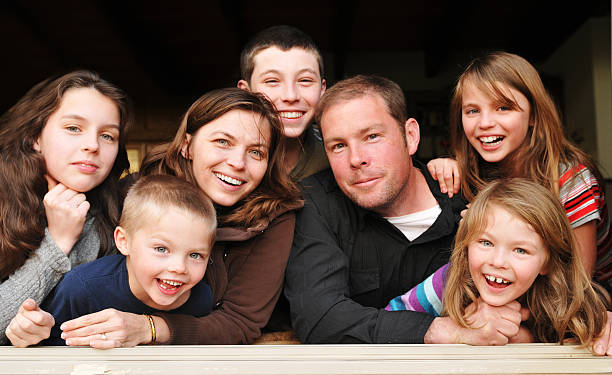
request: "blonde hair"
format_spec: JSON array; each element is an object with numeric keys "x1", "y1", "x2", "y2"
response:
[
  {"x1": 450, "y1": 52, "x2": 603, "y2": 201},
  {"x1": 444, "y1": 178, "x2": 609, "y2": 345},
  {"x1": 121, "y1": 174, "x2": 217, "y2": 247}
]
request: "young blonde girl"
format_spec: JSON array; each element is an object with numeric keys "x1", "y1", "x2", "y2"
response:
[
  {"x1": 388, "y1": 178, "x2": 609, "y2": 346},
  {"x1": 430, "y1": 51, "x2": 610, "y2": 290}
]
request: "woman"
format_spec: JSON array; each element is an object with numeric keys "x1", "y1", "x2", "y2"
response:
[{"x1": 28, "y1": 87, "x2": 302, "y2": 347}]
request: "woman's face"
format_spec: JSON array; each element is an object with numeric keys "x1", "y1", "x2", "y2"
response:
[
  {"x1": 181, "y1": 109, "x2": 271, "y2": 207},
  {"x1": 34, "y1": 87, "x2": 120, "y2": 192}
]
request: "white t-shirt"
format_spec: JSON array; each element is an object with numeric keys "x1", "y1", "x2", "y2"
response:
[{"x1": 385, "y1": 204, "x2": 442, "y2": 241}]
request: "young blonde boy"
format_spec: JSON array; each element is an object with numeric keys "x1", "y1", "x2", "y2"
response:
[{"x1": 41, "y1": 175, "x2": 216, "y2": 346}]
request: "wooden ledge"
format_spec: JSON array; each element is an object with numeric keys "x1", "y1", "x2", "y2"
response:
[{"x1": 1, "y1": 343, "x2": 611, "y2": 374}]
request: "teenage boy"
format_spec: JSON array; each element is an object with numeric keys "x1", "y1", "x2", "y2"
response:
[
  {"x1": 40, "y1": 175, "x2": 217, "y2": 346},
  {"x1": 238, "y1": 25, "x2": 328, "y2": 181}
]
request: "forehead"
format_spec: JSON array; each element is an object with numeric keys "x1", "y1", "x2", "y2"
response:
[
  {"x1": 251, "y1": 46, "x2": 321, "y2": 76},
  {"x1": 321, "y1": 94, "x2": 393, "y2": 132},
  {"x1": 196, "y1": 109, "x2": 271, "y2": 144}
]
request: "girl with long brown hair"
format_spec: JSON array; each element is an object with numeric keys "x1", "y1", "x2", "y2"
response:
[{"x1": 2, "y1": 70, "x2": 131, "y2": 345}]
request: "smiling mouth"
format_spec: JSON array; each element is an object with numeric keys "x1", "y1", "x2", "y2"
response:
[
  {"x1": 158, "y1": 279, "x2": 183, "y2": 290},
  {"x1": 279, "y1": 111, "x2": 304, "y2": 119},
  {"x1": 484, "y1": 274, "x2": 512, "y2": 288},
  {"x1": 215, "y1": 172, "x2": 245, "y2": 186},
  {"x1": 479, "y1": 136, "x2": 504, "y2": 145}
]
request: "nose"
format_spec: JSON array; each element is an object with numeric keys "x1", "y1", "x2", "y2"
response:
[
  {"x1": 168, "y1": 255, "x2": 187, "y2": 274},
  {"x1": 81, "y1": 133, "x2": 100, "y2": 153},
  {"x1": 349, "y1": 146, "x2": 368, "y2": 169},
  {"x1": 226, "y1": 149, "x2": 246, "y2": 170},
  {"x1": 478, "y1": 110, "x2": 496, "y2": 129},
  {"x1": 281, "y1": 82, "x2": 299, "y2": 103},
  {"x1": 488, "y1": 247, "x2": 509, "y2": 269}
]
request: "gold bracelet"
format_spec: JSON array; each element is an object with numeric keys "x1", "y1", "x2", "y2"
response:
[{"x1": 145, "y1": 314, "x2": 156, "y2": 344}]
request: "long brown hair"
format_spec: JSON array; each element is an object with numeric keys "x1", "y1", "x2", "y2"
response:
[
  {"x1": 444, "y1": 178, "x2": 609, "y2": 345},
  {"x1": 0, "y1": 70, "x2": 131, "y2": 280},
  {"x1": 140, "y1": 87, "x2": 302, "y2": 228},
  {"x1": 450, "y1": 51, "x2": 603, "y2": 201}
]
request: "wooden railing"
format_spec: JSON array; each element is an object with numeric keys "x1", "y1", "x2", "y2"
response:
[{"x1": 1, "y1": 344, "x2": 612, "y2": 374}]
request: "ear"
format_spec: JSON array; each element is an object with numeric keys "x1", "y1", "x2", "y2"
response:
[
  {"x1": 180, "y1": 134, "x2": 193, "y2": 160},
  {"x1": 404, "y1": 118, "x2": 420, "y2": 156},
  {"x1": 237, "y1": 80, "x2": 250, "y2": 91},
  {"x1": 320, "y1": 79, "x2": 327, "y2": 97},
  {"x1": 114, "y1": 226, "x2": 130, "y2": 256},
  {"x1": 33, "y1": 136, "x2": 41, "y2": 152}
]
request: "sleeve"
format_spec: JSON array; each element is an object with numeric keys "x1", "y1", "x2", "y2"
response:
[
  {"x1": 385, "y1": 264, "x2": 449, "y2": 317},
  {"x1": 558, "y1": 165, "x2": 603, "y2": 228},
  {"x1": 284, "y1": 191, "x2": 436, "y2": 344},
  {"x1": 157, "y1": 212, "x2": 295, "y2": 344},
  {"x1": 39, "y1": 271, "x2": 97, "y2": 346},
  {"x1": 0, "y1": 229, "x2": 71, "y2": 344}
]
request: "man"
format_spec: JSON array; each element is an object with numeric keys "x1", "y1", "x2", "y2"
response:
[{"x1": 284, "y1": 75, "x2": 526, "y2": 344}]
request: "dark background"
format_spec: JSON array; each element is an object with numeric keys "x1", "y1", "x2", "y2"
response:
[{"x1": 1, "y1": 0, "x2": 610, "y2": 152}]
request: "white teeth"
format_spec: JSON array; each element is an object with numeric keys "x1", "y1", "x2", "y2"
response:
[
  {"x1": 161, "y1": 279, "x2": 183, "y2": 287},
  {"x1": 215, "y1": 173, "x2": 244, "y2": 186},
  {"x1": 479, "y1": 136, "x2": 504, "y2": 144},
  {"x1": 485, "y1": 274, "x2": 510, "y2": 284},
  {"x1": 279, "y1": 111, "x2": 303, "y2": 119}
]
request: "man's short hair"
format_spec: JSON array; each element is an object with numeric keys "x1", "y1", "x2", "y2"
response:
[
  {"x1": 315, "y1": 75, "x2": 408, "y2": 132},
  {"x1": 121, "y1": 175, "x2": 217, "y2": 245},
  {"x1": 240, "y1": 25, "x2": 324, "y2": 82}
]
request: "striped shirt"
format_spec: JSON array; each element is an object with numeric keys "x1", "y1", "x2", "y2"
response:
[
  {"x1": 559, "y1": 164, "x2": 612, "y2": 288},
  {"x1": 385, "y1": 264, "x2": 448, "y2": 316}
]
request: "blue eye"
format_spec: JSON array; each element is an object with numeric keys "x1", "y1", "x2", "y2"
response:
[
  {"x1": 514, "y1": 248, "x2": 527, "y2": 255},
  {"x1": 66, "y1": 126, "x2": 80, "y2": 132},
  {"x1": 479, "y1": 239, "x2": 493, "y2": 247},
  {"x1": 189, "y1": 252, "x2": 202, "y2": 260},
  {"x1": 155, "y1": 246, "x2": 168, "y2": 253},
  {"x1": 101, "y1": 133, "x2": 115, "y2": 141},
  {"x1": 216, "y1": 139, "x2": 228, "y2": 146}
]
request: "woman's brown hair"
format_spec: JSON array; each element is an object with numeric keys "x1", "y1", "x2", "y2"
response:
[
  {"x1": 450, "y1": 51, "x2": 603, "y2": 201},
  {"x1": 140, "y1": 87, "x2": 302, "y2": 228},
  {"x1": 444, "y1": 178, "x2": 609, "y2": 346},
  {"x1": 0, "y1": 70, "x2": 131, "y2": 280}
]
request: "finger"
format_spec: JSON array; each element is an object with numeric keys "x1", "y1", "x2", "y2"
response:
[
  {"x1": 451, "y1": 167, "x2": 461, "y2": 194},
  {"x1": 61, "y1": 310, "x2": 110, "y2": 332},
  {"x1": 20, "y1": 298, "x2": 39, "y2": 312},
  {"x1": 427, "y1": 163, "x2": 439, "y2": 181},
  {"x1": 22, "y1": 309, "x2": 55, "y2": 327},
  {"x1": 69, "y1": 193, "x2": 87, "y2": 207},
  {"x1": 76, "y1": 200, "x2": 91, "y2": 216},
  {"x1": 442, "y1": 170, "x2": 453, "y2": 197},
  {"x1": 519, "y1": 307, "x2": 530, "y2": 322},
  {"x1": 593, "y1": 312, "x2": 612, "y2": 355},
  {"x1": 88, "y1": 338, "x2": 120, "y2": 350}
]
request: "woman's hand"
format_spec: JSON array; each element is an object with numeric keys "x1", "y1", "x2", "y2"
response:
[
  {"x1": 5, "y1": 299, "x2": 54, "y2": 347},
  {"x1": 427, "y1": 158, "x2": 460, "y2": 198},
  {"x1": 60, "y1": 309, "x2": 167, "y2": 349},
  {"x1": 43, "y1": 175, "x2": 90, "y2": 255}
]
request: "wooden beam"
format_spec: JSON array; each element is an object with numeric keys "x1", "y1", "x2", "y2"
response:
[{"x1": 1, "y1": 344, "x2": 611, "y2": 374}]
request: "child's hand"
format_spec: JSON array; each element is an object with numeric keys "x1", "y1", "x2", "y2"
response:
[
  {"x1": 61, "y1": 308, "x2": 154, "y2": 349},
  {"x1": 509, "y1": 326, "x2": 534, "y2": 343},
  {"x1": 5, "y1": 299, "x2": 54, "y2": 347},
  {"x1": 427, "y1": 158, "x2": 460, "y2": 198},
  {"x1": 592, "y1": 311, "x2": 612, "y2": 355},
  {"x1": 43, "y1": 175, "x2": 90, "y2": 255}
]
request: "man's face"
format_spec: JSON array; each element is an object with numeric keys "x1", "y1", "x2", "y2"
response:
[
  {"x1": 320, "y1": 94, "x2": 420, "y2": 217},
  {"x1": 239, "y1": 47, "x2": 326, "y2": 139}
]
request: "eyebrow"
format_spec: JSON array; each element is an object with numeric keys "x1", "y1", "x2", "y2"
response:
[
  {"x1": 324, "y1": 125, "x2": 381, "y2": 145},
  {"x1": 60, "y1": 114, "x2": 120, "y2": 129},
  {"x1": 210, "y1": 131, "x2": 269, "y2": 148},
  {"x1": 258, "y1": 68, "x2": 319, "y2": 76}
]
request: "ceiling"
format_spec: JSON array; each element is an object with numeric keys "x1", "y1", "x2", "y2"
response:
[{"x1": 1, "y1": 0, "x2": 609, "y2": 117}]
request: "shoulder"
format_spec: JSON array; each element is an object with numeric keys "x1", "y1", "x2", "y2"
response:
[{"x1": 68, "y1": 254, "x2": 124, "y2": 281}]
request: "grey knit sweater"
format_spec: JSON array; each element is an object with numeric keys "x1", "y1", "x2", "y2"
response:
[{"x1": 0, "y1": 215, "x2": 99, "y2": 344}]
